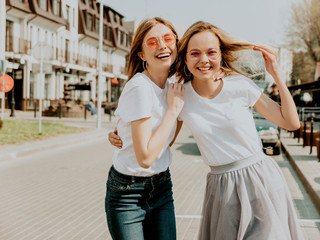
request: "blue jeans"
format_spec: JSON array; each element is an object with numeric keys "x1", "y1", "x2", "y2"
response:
[{"x1": 105, "y1": 166, "x2": 176, "y2": 240}]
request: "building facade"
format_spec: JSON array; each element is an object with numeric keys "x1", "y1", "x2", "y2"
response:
[{"x1": 3, "y1": 0, "x2": 131, "y2": 112}]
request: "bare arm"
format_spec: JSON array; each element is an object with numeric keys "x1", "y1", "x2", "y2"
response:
[
  {"x1": 131, "y1": 83, "x2": 185, "y2": 168},
  {"x1": 253, "y1": 46, "x2": 300, "y2": 131}
]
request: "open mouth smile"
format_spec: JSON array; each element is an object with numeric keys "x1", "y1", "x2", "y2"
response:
[
  {"x1": 156, "y1": 52, "x2": 171, "y2": 59},
  {"x1": 197, "y1": 66, "x2": 212, "y2": 71}
]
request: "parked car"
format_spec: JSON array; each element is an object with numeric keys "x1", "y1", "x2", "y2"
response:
[{"x1": 253, "y1": 110, "x2": 281, "y2": 155}]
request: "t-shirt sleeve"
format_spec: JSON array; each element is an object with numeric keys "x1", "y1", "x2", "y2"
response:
[
  {"x1": 115, "y1": 83, "x2": 153, "y2": 122},
  {"x1": 244, "y1": 77, "x2": 262, "y2": 107}
]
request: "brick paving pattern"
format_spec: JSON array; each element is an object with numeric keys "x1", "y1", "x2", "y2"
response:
[{"x1": 0, "y1": 116, "x2": 319, "y2": 239}]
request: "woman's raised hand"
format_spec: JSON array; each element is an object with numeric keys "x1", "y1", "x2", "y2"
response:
[
  {"x1": 253, "y1": 46, "x2": 280, "y2": 78},
  {"x1": 167, "y1": 82, "x2": 185, "y2": 116}
]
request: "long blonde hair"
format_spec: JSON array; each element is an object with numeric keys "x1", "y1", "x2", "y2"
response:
[
  {"x1": 176, "y1": 21, "x2": 260, "y2": 83},
  {"x1": 127, "y1": 17, "x2": 179, "y2": 81}
]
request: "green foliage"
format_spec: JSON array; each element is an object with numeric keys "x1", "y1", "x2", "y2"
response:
[{"x1": 0, "y1": 119, "x2": 86, "y2": 145}]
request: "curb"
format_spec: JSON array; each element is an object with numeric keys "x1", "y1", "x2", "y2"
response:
[{"x1": 281, "y1": 141, "x2": 320, "y2": 214}]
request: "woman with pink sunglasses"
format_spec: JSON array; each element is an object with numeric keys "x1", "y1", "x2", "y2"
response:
[{"x1": 105, "y1": 17, "x2": 184, "y2": 240}]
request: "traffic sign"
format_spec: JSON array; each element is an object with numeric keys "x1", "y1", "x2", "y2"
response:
[{"x1": 0, "y1": 74, "x2": 14, "y2": 92}]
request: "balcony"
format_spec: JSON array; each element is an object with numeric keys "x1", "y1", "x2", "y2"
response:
[
  {"x1": 5, "y1": 35, "x2": 31, "y2": 55},
  {"x1": 103, "y1": 64, "x2": 113, "y2": 72},
  {"x1": 120, "y1": 66, "x2": 127, "y2": 75},
  {"x1": 75, "y1": 54, "x2": 97, "y2": 69}
]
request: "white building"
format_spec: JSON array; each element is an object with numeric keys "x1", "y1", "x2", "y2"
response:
[
  {"x1": 3, "y1": 0, "x2": 131, "y2": 113},
  {"x1": 265, "y1": 45, "x2": 293, "y2": 86}
]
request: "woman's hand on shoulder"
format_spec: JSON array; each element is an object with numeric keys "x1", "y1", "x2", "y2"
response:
[
  {"x1": 108, "y1": 128, "x2": 122, "y2": 149},
  {"x1": 167, "y1": 82, "x2": 185, "y2": 116}
]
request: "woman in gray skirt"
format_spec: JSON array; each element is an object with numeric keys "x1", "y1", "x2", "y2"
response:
[{"x1": 109, "y1": 21, "x2": 304, "y2": 240}]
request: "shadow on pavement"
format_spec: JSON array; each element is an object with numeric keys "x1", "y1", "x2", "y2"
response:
[
  {"x1": 176, "y1": 142, "x2": 201, "y2": 156},
  {"x1": 292, "y1": 155, "x2": 318, "y2": 161}
]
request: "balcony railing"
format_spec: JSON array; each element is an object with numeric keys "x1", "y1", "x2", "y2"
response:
[
  {"x1": 75, "y1": 54, "x2": 97, "y2": 69},
  {"x1": 120, "y1": 66, "x2": 127, "y2": 75},
  {"x1": 4, "y1": 37, "x2": 121, "y2": 72},
  {"x1": 103, "y1": 64, "x2": 113, "y2": 72},
  {"x1": 5, "y1": 35, "x2": 31, "y2": 54}
]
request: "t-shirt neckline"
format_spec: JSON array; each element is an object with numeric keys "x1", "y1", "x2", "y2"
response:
[
  {"x1": 188, "y1": 75, "x2": 239, "y2": 102},
  {"x1": 136, "y1": 72, "x2": 168, "y2": 94}
]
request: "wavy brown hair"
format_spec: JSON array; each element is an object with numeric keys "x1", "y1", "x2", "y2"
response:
[
  {"x1": 176, "y1": 21, "x2": 258, "y2": 83},
  {"x1": 127, "y1": 17, "x2": 179, "y2": 81}
]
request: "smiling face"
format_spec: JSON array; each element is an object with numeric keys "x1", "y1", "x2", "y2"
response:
[
  {"x1": 185, "y1": 31, "x2": 222, "y2": 82},
  {"x1": 138, "y1": 24, "x2": 177, "y2": 72}
]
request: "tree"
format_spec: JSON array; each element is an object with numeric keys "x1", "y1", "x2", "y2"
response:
[
  {"x1": 287, "y1": 0, "x2": 320, "y2": 82},
  {"x1": 291, "y1": 51, "x2": 315, "y2": 83}
]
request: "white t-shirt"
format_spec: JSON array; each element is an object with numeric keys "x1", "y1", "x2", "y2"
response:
[
  {"x1": 112, "y1": 73, "x2": 177, "y2": 176},
  {"x1": 179, "y1": 75, "x2": 263, "y2": 166}
]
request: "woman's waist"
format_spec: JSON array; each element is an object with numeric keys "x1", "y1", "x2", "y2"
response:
[
  {"x1": 208, "y1": 150, "x2": 268, "y2": 174},
  {"x1": 109, "y1": 165, "x2": 171, "y2": 183},
  {"x1": 113, "y1": 149, "x2": 172, "y2": 177}
]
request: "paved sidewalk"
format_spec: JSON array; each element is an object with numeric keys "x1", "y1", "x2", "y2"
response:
[
  {"x1": 1, "y1": 112, "x2": 320, "y2": 239},
  {"x1": 281, "y1": 131, "x2": 320, "y2": 213}
]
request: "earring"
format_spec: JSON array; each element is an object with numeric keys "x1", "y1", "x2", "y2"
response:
[
  {"x1": 142, "y1": 61, "x2": 147, "y2": 70},
  {"x1": 184, "y1": 65, "x2": 191, "y2": 77}
]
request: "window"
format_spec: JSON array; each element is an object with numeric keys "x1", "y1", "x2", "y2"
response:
[
  {"x1": 53, "y1": 0, "x2": 61, "y2": 16},
  {"x1": 65, "y1": 5, "x2": 70, "y2": 24},
  {"x1": 96, "y1": 18, "x2": 100, "y2": 34},
  {"x1": 124, "y1": 34, "x2": 127, "y2": 46},
  {"x1": 73, "y1": 8, "x2": 76, "y2": 28},
  {"x1": 39, "y1": 0, "x2": 47, "y2": 10},
  {"x1": 108, "y1": 27, "x2": 113, "y2": 41},
  {"x1": 103, "y1": 25, "x2": 108, "y2": 39},
  {"x1": 44, "y1": 74, "x2": 51, "y2": 108},
  {"x1": 29, "y1": 72, "x2": 35, "y2": 108},
  {"x1": 65, "y1": 39, "x2": 69, "y2": 62},
  {"x1": 88, "y1": 0, "x2": 94, "y2": 8},
  {"x1": 5, "y1": 20, "x2": 13, "y2": 52},
  {"x1": 118, "y1": 30, "x2": 124, "y2": 45},
  {"x1": 87, "y1": 13, "x2": 93, "y2": 31}
]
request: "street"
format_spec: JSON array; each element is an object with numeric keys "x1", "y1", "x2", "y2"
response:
[{"x1": 0, "y1": 125, "x2": 319, "y2": 240}]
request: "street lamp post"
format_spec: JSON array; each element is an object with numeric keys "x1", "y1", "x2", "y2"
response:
[
  {"x1": 9, "y1": 83, "x2": 15, "y2": 117},
  {"x1": 0, "y1": 60, "x2": 5, "y2": 120},
  {"x1": 96, "y1": 0, "x2": 108, "y2": 128},
  {"x1": 0, "y1": 0, "x2": 6, "y2": 120}
]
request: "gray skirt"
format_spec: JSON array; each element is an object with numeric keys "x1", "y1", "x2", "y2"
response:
[{"x1": 199, "y1": 151, "x2": 304, "y2": 240}]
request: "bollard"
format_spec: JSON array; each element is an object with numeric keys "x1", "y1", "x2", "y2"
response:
[
  {"x1": 58, "y1": 102, "x2": 62, "y2": 119},
  {"x1": 84, "y1": 104, "x2": 87, "y2": 120},
  {"x1": 310, "y1": 118, "x2": 314, "y2": 154},
  {"x1": 303, "y1": 117, "x2": 307, "y2": 148},
  {"x1": 34, "y1": 102, "x2": 37, "y2": 118}
]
